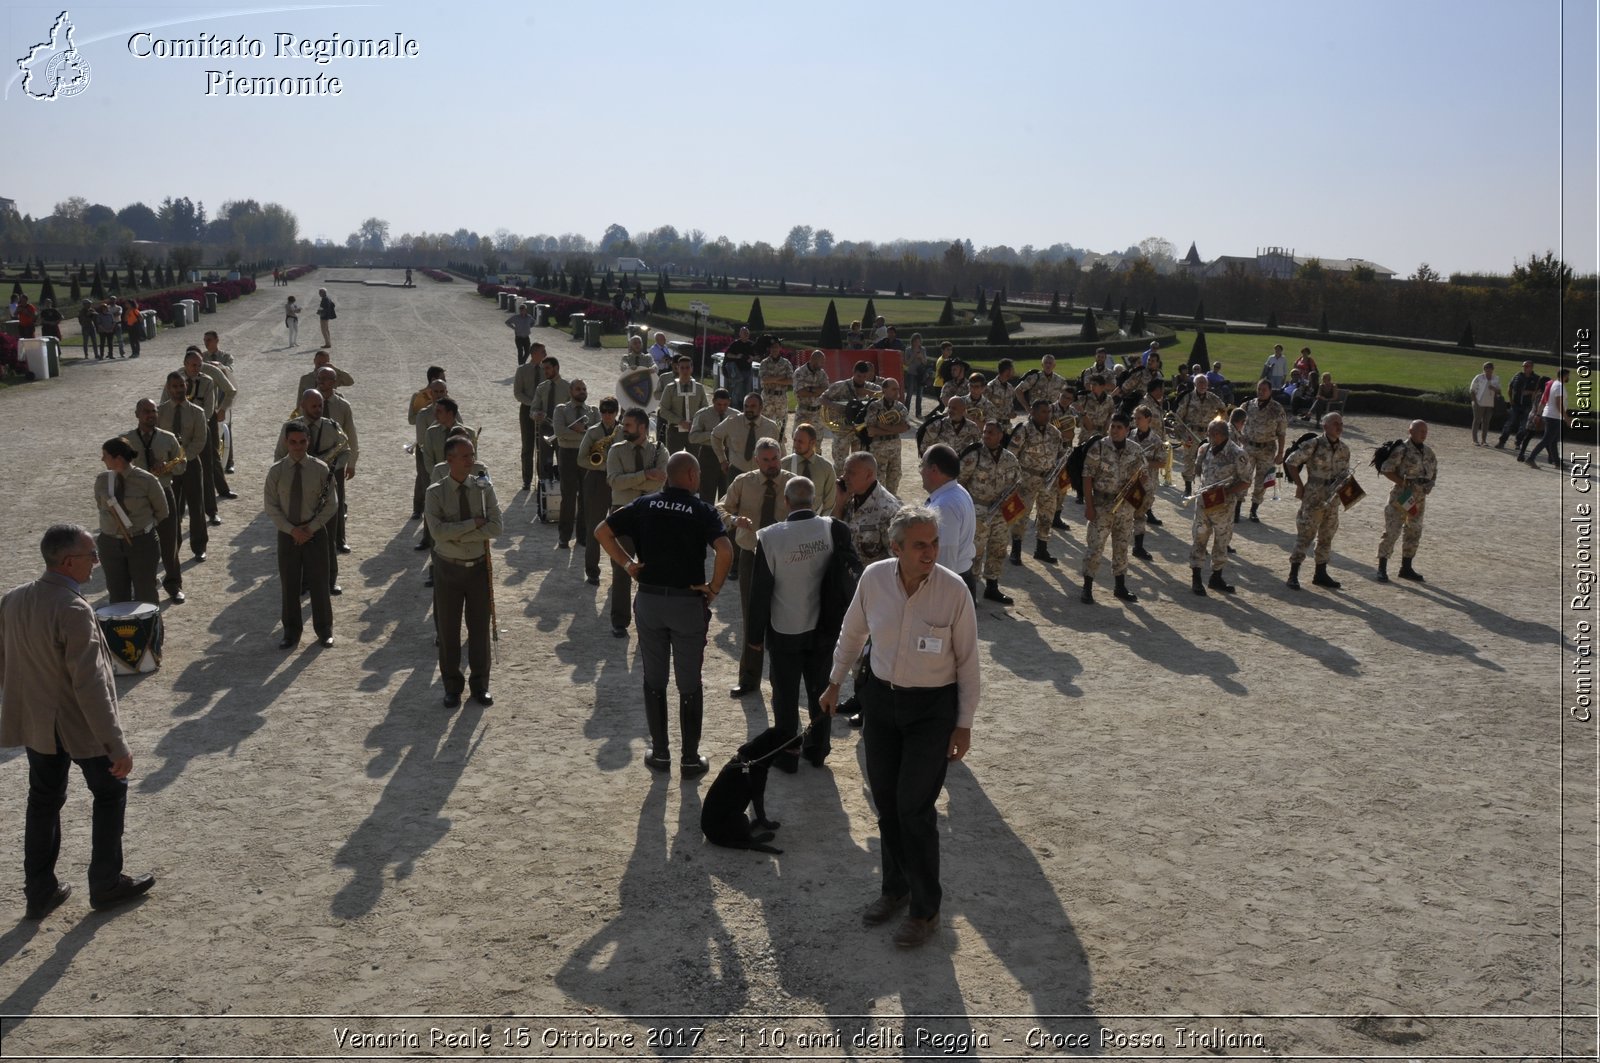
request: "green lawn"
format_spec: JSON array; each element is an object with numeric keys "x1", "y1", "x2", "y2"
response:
[
  {"x1": 655, "y1": 292, "x2": 962, "y2": 330},
  {"x1": 974, "y1": 332, "x2": 1556, "y2": 395}
]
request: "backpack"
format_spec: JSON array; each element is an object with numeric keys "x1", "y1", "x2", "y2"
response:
[
  {"x1": 915, "y1": 410, "x2": 945, "y2": 452},
  {"x1": 1371, "y1": 438, "x2": 1406, "y2": 470},
  {"x1": 1065, "y1": 434, "x2": 1103, "y2": 493}
]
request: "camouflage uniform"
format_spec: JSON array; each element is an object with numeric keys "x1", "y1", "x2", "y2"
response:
[
  {"x1": 1377, "y1": 440, "x2": 1438, "y2": 561},
  {"x1": 986, "y1": 377, "x2": 1021, "y2": 427},
  {"x1": 861, "y1": 398, "x2": 910, "y2": 496},
  {"x1": 840, "y1": 482, "x2": 901, "y2": 564},
  {"x1": 1022, "y1": 371, "x2": 1069, "y2": 410},
  {"x1": 757, "y1": 355, "x2": 796, "y2": 440},
  {"x1": 919, "y1": 411, "x2": 981, "y2": 457},
  {"x1": 1189, "y1": 439, "x2": 1250, "y2": 571},
  {"x1": 1283, "y1": 434, "x2": 1350, "y2": 564},
  {"x1": 1174, "y1": 390, "x2": 1227, "y2": 482},
  {"x1": 939, "y1": 378, "x2": 968, "y2": 406},
  {"x1": 1077, "y1": 392, "x2": 1116, "y2": 441},
  {"x1": 1240, "y1": 397, "x2": 1289, "y2": 506},
  {"x1": 1082, "y1": 437, "x2": 1148, "y2": 579},
  {"x1": 1128, "y1": 423, "x2": 1167, "y2": 534},
  {"x1": 1007, "y1": 420, "x2": 1065, "y2": 544},
  {"x1": 1050, "y1": 401, "x2": 1081, "y2": 513},
  {"x1": 821, "y1": 380, "x2": 880, "y2": 469},
  {"x1": 959, "y1": 444, "x2": 1020, "y2": 580},
  {"x1": 792, "y1": 362, "x2": 829, "y2": 433}
]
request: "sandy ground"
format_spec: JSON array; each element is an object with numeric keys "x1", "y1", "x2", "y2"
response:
[{"x1": 0, "y1": 271, "x2": 1592, "y2": 1061}]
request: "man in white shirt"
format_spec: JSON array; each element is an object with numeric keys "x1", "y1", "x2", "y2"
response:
[
  {"x1": 821, "y1": 506, "x2": 979, "y2": 950},
  {"x1": 1263, "y1": 344, "x2": 1288, "y2": 390},
  {"x1": 1469, "y1": 361, "x2": 1501, "y2": 447},
  {"x1": 919, "y1": 444, "x2": 977, "y2": 599},
  {"x1": 1526, "y1": 368, "x2": 1569, "y2": 470}
]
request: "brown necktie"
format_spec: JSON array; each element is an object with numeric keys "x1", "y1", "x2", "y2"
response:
[
  {"x1": 633, "y1": 446, "x2": 644, "y2": 472},
  {"x1": 113, "y1": 473, "x2": 125, "y2": 505},
  {"x1": 545, "y1": 382, "x2": 557, "y2": 416},
  {"x1": 186, "y1": 376, "x2": 197, "y2": 398},
  {"x1": 289, "y1": 461, "x2": 304, "y2": 524},
  {"x1": 743, "y1": 420, "x2": 756, "y2": 461},
  {"x1": 175, "y1": 403, "x2": 186, "y2": 444},
  {"x1": 458, "y1": 481, "x2": 471, "y2": 521},
  {"x1": 760, "y1": 477, "x2": 777, "y2": 527},
  {"x1": 801, "y1": 459, "x2": 811, "y2": 480}
]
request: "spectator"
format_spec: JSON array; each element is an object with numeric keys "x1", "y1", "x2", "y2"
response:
[
  {"x1": 94, "y1": 301, "x2": 122, "y2": 359},
  {"x1": 1498, "y1": 360, "x2": 1542, "y2": 449},
  {"x1": 39, "y1": 298, "x2": 62, "y2": 339},
  {"x1": 845, "y1": 320, "x2": 864, "y2": 350},
  {"x1": 1523, "y1": 368, "x2": 1570, "y2": 470},
  {"x1": 871, "y1": 316, "x2": 889, "y2": 344},
  {"x1": 1293, "y1": 346, "x2": 1319, "y2": 385},
  {"x1": 1263, "y1": 344, "x2": 1288, "y2": 390},
  {"x1": 77, "y1": 299, "x2": 97, "y2": 359},
  {"x1": 1305, "y1": 372, "x2": 1338, "y2": 421},
  {"x1": 903, "y1": 333, "x2": 930, "y2": 417},
  {"x1": 16, "y1": 298, "x2": 38, "y2": 338},
  {"x1": 1469, "y1": 361, "x2": 1501, "y2": 446},
  {"x1": 872, "y1": 325, "x2": 904, "y2": 353},
  {"x1": 1206, "y1": 361, "x2": 1232, "y2": 403}
]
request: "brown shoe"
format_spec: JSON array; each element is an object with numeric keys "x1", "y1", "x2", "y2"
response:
[
  {"x1": 893, "y1": 914, "x2": 940, "y2": 948},
  {"x1": 861, "y1": 893, "x2": 909, "y2": 927}
]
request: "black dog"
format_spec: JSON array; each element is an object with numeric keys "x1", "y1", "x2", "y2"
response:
[{"x1": 700, "y1": 727, "x2": 801, "y2": 855}]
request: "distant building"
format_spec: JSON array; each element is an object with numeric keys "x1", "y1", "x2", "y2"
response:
[
  {"x1": 1182, "y1": 241, "x2": 1203, "y2": 270},
  {"x1": 1201, "y1": 246, "x2": 1395, "y2": 281},
  {"x1": 0, "y1": 197, "x2": 17, "y2": 217},
  {"x1": 612, "y1": 257, "x2": 648, "y2": 273}
]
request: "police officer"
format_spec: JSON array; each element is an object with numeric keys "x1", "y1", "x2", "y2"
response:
[{"x1": 594, "y1": 453, "x2": 733, "y2": 778}]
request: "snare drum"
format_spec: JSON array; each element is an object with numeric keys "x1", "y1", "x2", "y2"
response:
[
  {"x1": 95, "y1": 602, "x2": 164, "y2": 675},
  {"x1": 536, "y1": 476, "x2": 561, "y2": 524}
]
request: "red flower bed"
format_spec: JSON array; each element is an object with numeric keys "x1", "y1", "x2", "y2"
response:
[
  {"x1": 419, "y1": 268, "x2": 452, "y2": 282},
  {"x1": 0, "y1": 332, "x2": 19, "y2": 374},
  {"x1": 204, "y1": 277, "x2": 257, "y2": 302},
  {"x1": 280, "y1": 265, "x2": 316, "y2": 282},
  {"x1": 477, "y1": 284, "x2": 627, "y2": 332}
]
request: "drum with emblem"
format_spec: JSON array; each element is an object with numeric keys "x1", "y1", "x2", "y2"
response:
[
  {"x1": 95, "y1": 601, "x2": 163, "y2": 676},
  {"x1": 536, "y1": 476, "x2": 561, "y2": 524}
]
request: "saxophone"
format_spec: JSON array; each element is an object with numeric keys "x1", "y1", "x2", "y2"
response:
[{"x1": 585, "y1": 427, "x2": 618, "y2": 468}]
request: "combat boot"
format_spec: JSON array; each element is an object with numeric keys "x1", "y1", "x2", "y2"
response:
[
  {"x1": 1191, "y1": 567, "x2": 1207, "y2": 596},
  {"x1": 1398, "y1": 557, "x2": 1425, "y2": 582},
  {"x1": 1234, "y1": 499, "x2": 1243, "y2": 523},
  {"x1": 1183, "y1": 477, "x2": 1193, "y2": 496},
  {"x1": 1132, "y1": 534, "x2": 1153, "y2": 561},
  {"x1": 1009, "y1": 538, "x2": 1023, "y2": 566},
  {"x1": 1208, "y1": 570, "x2": 1236, "y2": 594},
  {"x1": 1033, "y1": 539, "x2": 1057, "y2": 564},
  {"x1": 1080, "y1": 575, "x2": 1095, "y2": 604},
  {"x1": 643, "y1": 686, "x2": 672, "y2": 772},
  {"x1": 1249, "y1": 502, "x2": 1261, "y2": 523},
  {"x1": 1113, "y1": 574, "x2": 1138, "y2": 602},
  {"x1": 1286, "y1": 561, "x2": 1302, "y2": 590},
  {"x1": 1376, "y1": 557, "x2": 1390, "y2": 583},
  {"x1": 983, "y1": 579, "x2": 1014, "y2": 605},
  {"x1": 1312, "y1": 563, "x2": 1341, "y2": 589},
  {"x1": 1051, "y1": 513, "x2": 1069, "y2": 531},
  {"x1": 1146, "y1": 510, "x2": 1163, "y2": 527}
]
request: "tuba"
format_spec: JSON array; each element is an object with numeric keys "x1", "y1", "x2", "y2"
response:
[
  {"x1": 585, "y1": 428, "x2": 618, "y2": 468},
  {"x1": 876, "y1": 405, "x2": 905, "y2": 429}
]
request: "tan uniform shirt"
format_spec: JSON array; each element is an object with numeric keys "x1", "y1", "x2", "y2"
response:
[
  {"x1": 782, "y1": 451, "x2": 836, "y2": 513},
  {"x1": 264, "y1": 455, "x2": 335, "y2": 535},
  {"x1": 94, "y1": 466, "x2": 168, "y2": 537},
  {"x1": 424, "y1": 473, "x2": 503, "y2": 563},
  {"x1": 157, "y1": 399, "x2": 209, "y2": 462},
  {"x1": 712, "y1": 413, "x2": 782, "y2": 472},
  {"x1": 688, "y1": 406, "x2": 732, "y2": 448},
  {"x1": 718, "y1": 468, "x2": 796, "y2": 551},
  {"x1": 124, "y1": 426, "x2": 186, "y2": 484},
  {"x1": 320, "y1": 392, "x2": 358, "y2": 470},
  {"x1": 554, "y1": 401, "x2": 599, "y2": 450},
  {"x1": 605, "y1": 438, "x2": 669, "y2": 507}
]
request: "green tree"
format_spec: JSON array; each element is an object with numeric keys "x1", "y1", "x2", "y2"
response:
[
  {"x1": 652, "y1": 288, "x2": 667, "y2": 313},
  {"x1": 1512, "y1": 250, "x2": 1573, "y2": 290},
  {"x1": 976, "y1": 290, "x2": 988, "y2": 315},
  {"x1": 1409, "y1": 262, "x2": 1441, "y2": 284},
  {"x1": 895, "y1": 280, "x2": 905, "y2": 297},
  {"x1": 938, "y1": 297, "x2": 955, "y2": 326},
  {"x1": 861, "y1": 297, "x2": 877, "y2": 328},
  {"x1": 1049, "y1": 290, "x2": 1061, "y2": 313},
  {"x1": 748, "y1": 296, "x2": 766, "y2": 332},
  {"x1": 1296, "y1": 258, "x2": 1324, "y2": 281},
  {"x1": 1318, "y1": 310, "x2": 1329, "y2": 334},
  {"x1": 1079, "y1": 308, "x2": 1099, "y2": 342},
  {"x1": 1130, "y1": 308, "x2": 1146, "y2": 335},
  {"x1": 820, "y1": 299, "x2": 843, "y2": 347}
]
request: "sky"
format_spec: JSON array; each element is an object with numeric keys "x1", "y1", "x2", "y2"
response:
[{"x1": 2, "y1": 0, "x2": 1595, "y2": 276}]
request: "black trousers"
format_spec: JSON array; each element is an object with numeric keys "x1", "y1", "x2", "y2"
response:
[
  {"x1": 518, "y1": 404, "x2": 536, "y2": 487},
  {"x1": 767, "y1": 629, "x2": 831, "y2": 757},
  {"x1": 736, "y1": 549, "x2": 764, "y2": 687},
  {"x1": 514, "y1": 335, "x2": 532, "y2": 364},
  {"x1": 412, "y1": 448, "x2": 429, "y2": 515},
  {"x1": 25, "y1": 745, "x2": 125, "y2": 906},
  {"x1": 174, "y1": 464, "x2": 208, "y2": 556},
  {"x1": 694, "y1": 445, "x2": 724, "y2": 502},
  {"x1": 433, "y1": 554, "x2": 491, "y2": 696},
  {"x1": 861, "y1": 675, "x2": 959, "y2": 919},
  {"x1": 1499, "y1": 402, "x2": 1531, "y2": 445},
  {"x1": 582, "y1": 472, "x2": 611, "y2": 579},
  {"x1": 609, "y1": 525, "x2": 634, "y2": 630},
  {"x1": 156, "y1": 481, "x2": 182, "y2": 594},
  {"x1": 557, "y1": 446, "x2": 585, "y2": 544},
  {"x1": 278, "y1": 529, "x2": 332, "y2": 640}
]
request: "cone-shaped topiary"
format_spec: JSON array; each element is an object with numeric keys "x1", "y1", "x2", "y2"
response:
[
  {"x1": 976, "y1": 290, "x2": 988, "y2": 315},
  {"x1": 1266, "y1": 309, "x2": 1278, "y2": 330},
  {"x1": 987, "y1": 308, "x2": 1009, "y2": 344},
  {"x1": 861, "y1": 297, "x2": 877, "y2": 328},
  {"x1": 1130, "y1": 308, "x2": 1146, "y2": 335},
  {"x1": 1191, "y1": 330, "x2": 1210, "y2": 364},
  {"x1": 1458, "y1": 321, "x2": 1475, "y2": 348},
  {"x1": 820, "y1": 300, "x2": 843, "y2": 348},
  {"x1": 1118, "y1": 299, "x2": 1127, "y2": 328},
  {"x1": 39, "y1": 277, "x2": 56, "y2": 305},
  {"x1": 1049, "y1": 290, "x2": 1061, "y2": 313},
  {"x1": 938, "y1": 297, "x2": 955, "y2": 327},
  {"x1": 748, "y1": 297, "x2": 766, "y2": 333},
  {"x1": 652, "y1": 288, "x2": 667, "y2": 313},
  {"x1": 1194, "y1": 300, "x2": 1205, "y2": 321},
  {"x1": 1318, "y1": 310, "x2": 1329, "y2": 334},
  {"x1": 70, "y1": 277, "x2": 82, "y2": 302},
  {"x1": 1080, "y1": 308, "x2": 1099, "y2": 342},
  {"x1": 779, "y1": 277, "x2": 788, "y2": 294},
  {"x1": 894, "y1": 280, "x2": 904, "y2": 297}
]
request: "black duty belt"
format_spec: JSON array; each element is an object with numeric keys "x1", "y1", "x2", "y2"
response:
[{"x1": 639, "y1": 584, "x2": 700, "y2": 598}]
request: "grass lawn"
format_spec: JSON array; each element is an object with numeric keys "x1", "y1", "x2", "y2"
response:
[
  {"x1": 963, "y1": 332, "x2": 1558, "y2": 395},
  {"x1": 654, "y1": 292, "x2": 961, "y2": 330}
]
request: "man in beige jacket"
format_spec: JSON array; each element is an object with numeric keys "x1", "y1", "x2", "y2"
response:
[{"x1": 1, "y1": 524, "x2": 156, "y2": 918}]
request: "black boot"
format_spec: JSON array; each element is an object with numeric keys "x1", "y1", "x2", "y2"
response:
[
  {"x1": 1376, "y1": 557, "x2": 1390, "y2": 583},
  {"x1": 679, "y1": 687, "x2": 709, "y2": 778},
  {"x1": 1191, "y1": 567, "x2": 1207, "y2": 596},
  {"x1": 983, "y1": 579, "x2": 1014, "y2": 605},
  {"x1": 1208, "y1": 569, "x2": 1235, "y2": 594},
  {"x1": 1113, "y1": 574, "x2": 1138, "y2": 602},
  {"x1": 1132, "y1": 533, "x2": 1152, "y2": 561},
  {"x1": 1234, "y1": 499, "x2": 1243, "y2": 523},
  {"x1": 1183, "y1": 477, "x2": 1193, "y2": 496},
  {"x1": 1009, "y1": 538, "x2": 1023, "y2": 566},
  {"x1": 1287, "y1": 561, "x2": 1302, "y2": 590},
  {"x1": 1398, "y1": 557, "x2": 1425, "y2": 582},
  {"x1": 1080, "y1": 574, "x2": 1095, "y2": 604},
  {"x1": 1033, "y1": 539, "x2": 1057, "y2": 564},
  {"x1": 1313, "y1": 563, "x2": 1341, "y2": 589},
  {"x1": 643, "y1": 686, "x2": 672, "y2": 772},
  {"x1": 1249, "y1": 502, "x2": 1260, "y2": 523},
  {"x1": 1051, "y1": 513, "x2": 1068, "y2": 530},
  {"x1": 1146, "y1": 510, "x2": 1163, "y2": 527}
]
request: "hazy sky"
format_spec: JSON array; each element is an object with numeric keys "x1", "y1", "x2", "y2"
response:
[{"x1": 3, "y1": 0, "x2": 1595, "y2": 275}]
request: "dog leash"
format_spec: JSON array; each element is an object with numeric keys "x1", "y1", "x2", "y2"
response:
[{"x1": 741, "y1": 719, "x2": 825, "y2": 772}]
